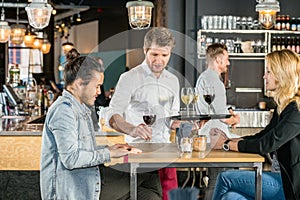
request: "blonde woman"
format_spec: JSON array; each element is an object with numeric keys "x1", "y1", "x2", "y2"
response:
[{"x1": 211, "y1": 49, "x2": 300, "y2": 200}]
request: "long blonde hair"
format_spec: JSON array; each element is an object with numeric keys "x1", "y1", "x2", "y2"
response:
[{"x1": 266, "y1": 49, "x2": 300, "y2": 113}]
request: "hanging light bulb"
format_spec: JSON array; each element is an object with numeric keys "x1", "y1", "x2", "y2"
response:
[
  {"x1": 62, "y1": 40, "x2": 74, "y2": 54},
  {"x1": 126, "y1": 0, "x2": 154, "y2": 30},
  {"x1": 10, "y1": 3, "x2": 26, "y2": 45},
  {"x1": 40, "y1": 33, "x2": 51, "y2": 54},
  {"x1": 24, "y1": 26, "x2": 36, "y2": 47},
  {"x1": 32, "y1": 32, "x2": 43, "y2": 49},
  {"x1": 0, "y1": 0, "x2": 11, "y2": 43},
  {"x1": 256, "y1": 0, "x2": 280, "y2": 29},
  {"x1": 76, "y1": 13, "x2": 81, "y2": 22},
  {"x1": 25, "y1": 0, "x2": 53, "y2": 29}
]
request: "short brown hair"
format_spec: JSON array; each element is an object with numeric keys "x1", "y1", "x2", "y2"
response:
[
  {"x1": 206, "y1": 43, "x2": 228, "y2": 64},
  {"x1": 143, "y1": 27, "x2": 175, "y2": 51}
]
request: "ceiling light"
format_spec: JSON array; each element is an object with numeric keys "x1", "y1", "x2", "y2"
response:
[
  {"x1": 76, "y1": 13, "x2": 81, "y2": 22},
  {"x1": 40, "y1": 32, "x2": 51, "y2": 54},
  {"x1": 10, "y1": 4, "x2": 26, "y2": 45},
  {"x1": 256, "y1": 0, "x2": 280, "y2": 29},
  {"x1": 25, "y1": 0, "x2": 53, "y2": 29},
  {"x1": 32, "y1": 32, "x2": 43, "y2": 49},
  {"x1": 62, "y1": 41, "x2": 74, "y2": 54},
  {"x1": 0, "y1": 1, "x2": 11, "y2": 43},
  {"x1": 24, "y1": 26, "x2": 36, "y2": 47},
  {"x1": 126, "y1": 0, "x2": 154, "y2": 30}
]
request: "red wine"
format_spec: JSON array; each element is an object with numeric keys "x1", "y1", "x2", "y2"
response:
[
  {"x1": 143, "y1": 115, "x2": 156, "y2": 126},
  {"x1": 203, "y1": 94, "x2": 215, "y2": 105}
]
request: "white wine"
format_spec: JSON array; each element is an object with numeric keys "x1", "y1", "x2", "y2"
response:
[
  {"x1": 181, "y1": 95, "x2": 192, "y2": 105},
  {"x1": 192, "y1": 94, "x2": 199, "y2": 104}
]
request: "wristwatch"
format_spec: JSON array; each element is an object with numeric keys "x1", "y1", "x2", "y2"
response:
[{"x1": 223, "y1": 139, "x2": 231, "y2": 151}]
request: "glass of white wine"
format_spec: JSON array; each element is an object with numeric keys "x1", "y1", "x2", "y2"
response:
[
  {"x1": 181, "y1": 87, "x2": 193, "y2": 116},
  {"x1": 191, "y1": 87, "x2": 200, "y2": 115}
]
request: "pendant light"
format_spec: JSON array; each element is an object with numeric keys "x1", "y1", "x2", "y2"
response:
[
  {"x1": 62, "y1": 40, "x2": 74, "y2": 54},
  {"x1": 10, "y1": 2, "x2": 26, "y2": 45},
  {"x1": 256, "y1": 0, "x2": 280, "y2": 29},
  {"x1": 0, "y1": 0, "x2": 11, "y2": 43},
  {"x1": 126, "y1": 0, "x2": 154, "y2": 30},
  {"x1": 32, "y1": 32, "x2": 43, "y2": 49},
  {"x1": 25, "y1": 0, "x2": 53, "y2": 29},
  {"x1": 40, "y1": 33, "x2": 51, "y2": 54},
  {"x1": 24, "y1": 26, "x2": 36, "y2": 47}
]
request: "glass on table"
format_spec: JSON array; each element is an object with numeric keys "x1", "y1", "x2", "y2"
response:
[{"x1": 191, "y1": 87, "x2": 200, "y2": 115}]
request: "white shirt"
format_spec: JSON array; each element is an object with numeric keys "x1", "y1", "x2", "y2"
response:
[
  {"x1": 108, "y1": 61, "x2": 180, "y2": 143},
  {"x1": 195, "y1": 67, "x2": 239, "y2": 139}
]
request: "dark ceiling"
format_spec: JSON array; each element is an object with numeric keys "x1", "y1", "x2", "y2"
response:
[{"x1": 2, "y1": 0, "x2": 130, "y2": 25}]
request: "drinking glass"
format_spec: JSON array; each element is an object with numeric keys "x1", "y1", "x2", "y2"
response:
[
  {"x1": 203, "y1": 86, "x2": 215, "y2": 115},
  {"x1": 191, "y1": 87, "x2": 200, "y2": 115},
  {"x1": 143, "y1": 107, "x2": 156, "y2": 141},
  {"x1": 181, "y1": 87, "x2": 193, "y2": 116}
]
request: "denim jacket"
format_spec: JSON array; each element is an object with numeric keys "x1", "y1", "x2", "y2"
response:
[{"x1": 40, "y1": 90, "x2": 111, "y2": 200}]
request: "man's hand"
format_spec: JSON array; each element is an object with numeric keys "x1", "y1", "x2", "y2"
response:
[
  {"x1": 129, "y1": 124, "x2": 152, "y2": 141},
  {"x1": 209, "y1": 128, "x2": 229, "y2": 149},
  {"x1": 109, "y1": 143, "x2": 142, "y2": 158}
]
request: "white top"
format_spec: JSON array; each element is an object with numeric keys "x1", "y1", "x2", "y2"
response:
[
  {"x1": 108, "y1": 61, "x2": 180, "y2": 143},
  {"x1": 195, "y1": 68, "x2": 239, "y2": 139}
]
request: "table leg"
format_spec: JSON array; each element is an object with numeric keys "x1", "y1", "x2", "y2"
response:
[
  {"x1": 254, "y1": 162, "x2": 262, "y2": 200},
  {"x1": 130, "y1": 163, "x2": 138, "y2": 200}
]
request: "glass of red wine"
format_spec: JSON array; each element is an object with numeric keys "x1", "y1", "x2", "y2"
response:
[
  {"x1": 143, "y1": 107, "x2": 156, "y2": 141},
  {"x1": 203, "y1": 86, "x2": 215, "y2": 116}
]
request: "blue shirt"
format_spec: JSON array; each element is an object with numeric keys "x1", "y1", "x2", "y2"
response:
[{"x1": 40, "y1": 90, "x2": 111, "y2": 200}]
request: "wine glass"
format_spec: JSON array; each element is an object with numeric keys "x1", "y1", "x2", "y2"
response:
[
  {"x1": 203, "y1": 86, "x2": 215, "y2": 115},
  {"x1": 191, "y1": 87, "x2": 200, "y2": 115},
  {"x1": 181, "y1": 87, "x2": 193, "y2": 116},
  {"x1": 143, "y1": 107, "x2": 156, "y2": 141}
]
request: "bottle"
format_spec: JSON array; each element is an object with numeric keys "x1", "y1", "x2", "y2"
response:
[
  {"x1": 281, "y1": 36, "x2": 286, "y2": 50},
  {"x1": 9, "y1": 64, "x2": 20, "y2": 87},
  {"x1": 281, "y1": 15, "x2": 286, "y2": 30},
  {"x1": 276, "y1": 36, "x2": 281, "y2": 50},
  {"x1": 286, "y1": 36, "x2": 291, "y2": 50},
  {"x1": 296, "y1": 37, "x2": 300, "y2": 54},
  {"x1": 271, "y1": 37, "x2": 277, "y2": 52},
  {"x1": 275, "y1": 15, "x2": 281, "y2": 30},
  {"x1": 291, "y1": 17, "x2": 297, "y2": 31},
  {"x1": 38, "y1": 88, "x2": 44, "y2": 115},
  {"x1": 297, "y1": 17, "x2": 300, "y2": 31},
  {"x1": 285, "y1": 15, "x2": 290, "y2": 30},
  {"x1": 43, "y1": 89, "x2": 49, "y2": 113},
  {"x1": 291, "y1": 37, "x2": 296, "y2": 52}
]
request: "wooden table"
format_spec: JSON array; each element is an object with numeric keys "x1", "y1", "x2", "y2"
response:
[{"x1": 127, "y1": 143, "x2": 264, "y2": 200}]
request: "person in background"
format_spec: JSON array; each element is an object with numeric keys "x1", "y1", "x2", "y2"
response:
[
  {"x1": 101, "y1": 27, "x2": 181, "y2": 200},
  {"x1": 40, "y1": 50, "x2": 141, "y2": 200},
  {"x1": 211, "y1": 49, "x2": 300, "y2": 200},
  {"x1": 195, "y1": 43, "x2": 240, "y2": 199}
]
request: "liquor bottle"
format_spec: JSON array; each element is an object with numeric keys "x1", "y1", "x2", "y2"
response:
[
  {"x1": 271, "y1": 36, "x2": 277, "y2": 52},
  {"x1": 281, "y1": 36, "x2": 286, "y2": 50},
  {"x1": 297, "y1": 17, "x2": 300, "y2": 31},
  {"x1": 281, "y1": 15, "x2": 286, "y2": 30},
  {"x1": 276, "y1": 36, "x2": 281, "y2": 51},
  {"x1": 291, "y1": 17, "x2": 297, "y2": 31},
  {"x1": 38, "y1": 88, "x2": 44, "y2": 115},
  {"x1": 285, "y1": 15, "x2": 290, "y2": 30},
  {"x1": 296, "y1": 37, "x2": 300, "y2": 54},
  {"x1": 286, "y1": 36, "x2": 291, "y2": 50},
  {"x1": 275, "y1": 15, "x2": 281, "y2": 30},
  {"x1": 291, "y1": 37, "x2": 296, "y2": 52}
]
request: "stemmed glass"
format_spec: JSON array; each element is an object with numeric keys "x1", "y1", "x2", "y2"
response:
[
  {"x1": 181, "y1": 87, "x2": 193, "y2": 116},
  {"x1": 191, "y1": 87, "x2": 200, "y2": 115},
  {"x1": 203, "y1": 86, "x2": 215, "y2": 115},
  {"x1": 143, "y1": 106, "x2": 156, "y2": 141}
]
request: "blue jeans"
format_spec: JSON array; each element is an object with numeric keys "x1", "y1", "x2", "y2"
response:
[{"x1": 212, "y1": 170, "x2": 285, "y2": 200}]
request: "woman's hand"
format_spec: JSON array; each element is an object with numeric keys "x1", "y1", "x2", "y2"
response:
[
  {"x1": 209, "y1": 128, "x2": 229, "y2": 149},
  {"x1": 109, "y1": 143, "x2": 142, "y2": 158}
]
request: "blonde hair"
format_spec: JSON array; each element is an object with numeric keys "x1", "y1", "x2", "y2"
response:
[{"x1": 266, "y1": 49, "x2": 300, "y2": 113}]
